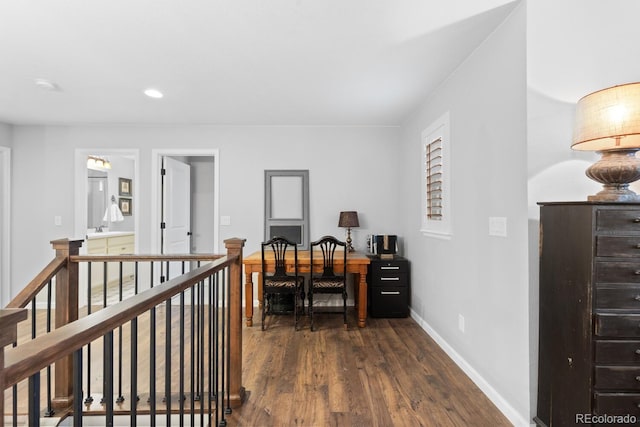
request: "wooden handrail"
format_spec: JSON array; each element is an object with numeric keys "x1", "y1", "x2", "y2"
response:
[
  {"x1": 70, "y1": 253, "x2": 225, "y2": 262},
  {"x1": 3, "y1": 255, "x2": 236, "y2": 388},
  {"x1": 5, "y1": 256, "x2": 66, "y2": 309}
]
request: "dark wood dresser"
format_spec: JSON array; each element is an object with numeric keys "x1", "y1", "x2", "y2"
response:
[{"x1": 536, "y1": 202, "x2": 640, "y2": 426}]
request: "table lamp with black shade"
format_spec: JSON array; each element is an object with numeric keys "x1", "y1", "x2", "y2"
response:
[
  {"x1": 572, "y1": 82, "x2": 640, "y2": 202},
  {"x1": 338, "y1": 211, "x2": 359, "y2": 252}
]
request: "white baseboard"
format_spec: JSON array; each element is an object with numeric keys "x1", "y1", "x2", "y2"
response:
[{"x1": 409, "y1": 308, "x2": 531, "y2": 427}]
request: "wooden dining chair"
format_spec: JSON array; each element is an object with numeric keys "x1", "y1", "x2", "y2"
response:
[
  {"x1": 261, "y1": 236, "x2": 305, "y2": 330},
  {"x1": 309, "y1": 235, "x2": 347, "y2": 331}
]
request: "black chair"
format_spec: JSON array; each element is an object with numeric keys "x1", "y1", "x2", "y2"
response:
[
  {"x1": 309, "y1": 235, "x2": 347, "y2": 331},
  {"x1": 261, "y1": 236, "x2": 305, "y2": 330}
]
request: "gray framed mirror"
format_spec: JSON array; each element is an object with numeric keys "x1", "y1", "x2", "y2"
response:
[{"x1": 264, "y1": 170, "x2": 310, "y2": 249}]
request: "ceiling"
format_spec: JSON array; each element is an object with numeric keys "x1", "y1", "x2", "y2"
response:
[{"x1": 0, "y1": 0, "x2": 519, "y2": 126}]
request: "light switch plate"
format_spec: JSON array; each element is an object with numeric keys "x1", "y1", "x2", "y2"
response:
[
  {"x1": 489, "y1": 216, "x2": 507, "y2": 237},
  {"x1": 220, "y1": 216, "x2": 231, "y2": 226},
  {"x1": 54, "y1": 215, "x2": 62, "y2": 226}
]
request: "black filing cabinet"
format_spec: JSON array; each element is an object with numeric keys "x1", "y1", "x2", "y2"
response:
[{"x1": 367, "y1": 256, "x2": 410, "y2": 317}]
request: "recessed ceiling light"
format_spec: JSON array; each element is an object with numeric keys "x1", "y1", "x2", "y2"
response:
[
  {"x1": 34, "y1": 78, "x2": 60, "y2": 91},
  {"x1": 144, "y1": 88, "x2": 164, "y2": 99}
]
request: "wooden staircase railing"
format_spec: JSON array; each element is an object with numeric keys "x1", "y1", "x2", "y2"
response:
[{"x1": 1, "y1": 237, "x2": 246, "y2": 427}]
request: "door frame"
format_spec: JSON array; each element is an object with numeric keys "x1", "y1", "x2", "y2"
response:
[
  {"x1": 151, "y1": 149, "x2": 220, "y2": 254},
  {"x1": 0, "y1": 146, "x2": 11, "y2": 306}
]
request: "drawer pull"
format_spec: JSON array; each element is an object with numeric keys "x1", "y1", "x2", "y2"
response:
[
  {"x1": 634, "y1": 218, "x2": 640, "y2": 223},
  {"x1": 380, "y1": 277, "x2": 400, "y2": 281},
  {"x1": 635, "y1": 271, "x2": 640, "y2": 275},
  {"x1": 636, "y1": 376, "x2": 640, "y2": 381},
  {"x1": 380, "y1": 291, "x2": 401, "y2": 295},
  {"x1": 635, "y1": 296, "x2": 640, "y2": 301},
  {"x1": 380, "y1": 266, "x2": 400, "y2": 270},
  {"x1": 636, "y1": 244, "x2": 640, "y2": 249},
  {"x1": 635, "y1": 349, "x2": 640, "y2": 355}
]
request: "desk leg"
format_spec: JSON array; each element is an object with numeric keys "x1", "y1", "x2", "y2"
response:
[
  {"x1": 356, "y1": 269, "x2": 367, "y2": 328},
  {"x1": 244, "y1": 271, "x2": 253, "y2": 327}
]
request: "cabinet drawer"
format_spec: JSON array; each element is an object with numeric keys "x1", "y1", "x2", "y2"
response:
[
  {"x1": 596, "y1": 262, "x2": 640, "y2": 284},
  {"x1": 371, "y1": 261, "x2": 408, "y2": 273},
  {"x1": 369, "y1": 286, "x2": 409, "y2": 318},
  {"x1": 598, "y1": 236, "x2": 640, "y2": 257},
  {"x1": 372, "y1": 271, "x2": 408, "y2": 286},
  {"x1": 597, "y1": 209, "x2": 640, "y2": 232},
  {"x1": 594, "y1": 392, "x2": 640, "y2": 416},
  {"x1": 596, "y1": 314, "x2": 640, "y2": 337},
  {"x1": 596, "y1": 287, "x2": 640, "y2": 309},
  {"x1": 595, "y1": 366, "x2": 640, "y2": 389},
  {"x1": 596, "y1": 340, "x2": 640, "y2": 363}
]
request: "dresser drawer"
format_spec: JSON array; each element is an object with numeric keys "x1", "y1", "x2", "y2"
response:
[
  {"x1": 596, "y1": 287, "x2": 640, "y2": 309},
  {"x1": 596, "y1": 314, "x2": 640, "y2": 337},
  {"x1": 596, "y1": 262, "x2": 640, "y2": 284},
  {"x1": 597, "y1": 209, "x2": 640, "y2": 232},
  {"x1": 372, "y1": 272, "x2": 408, "y2": 286},
  {"x1": 370, "y1": 260, "x2": 408, "y2": 273},
  {"x1": 595, "y1": 366, "x2": 640, "y2": 389},
  {"x1": 596, "y1": 340, "x2": 640, "y2": 363},
  {"x1": 594, "y1": 392, "x2": 640, "y2": 416},
  {"x1": 369, "y1": 286, "x2": 409, "y2": 318},
  {"x1": 598, "y1": 236, "x2": 640, "y2": 258}
]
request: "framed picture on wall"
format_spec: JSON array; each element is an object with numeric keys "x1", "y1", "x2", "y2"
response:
[
  {"x1": 119, "y1": 178, "x2": 132, "y2": 197},
  {"x1": 119, "y1": 198, "x2": 132, "y2": 216}
]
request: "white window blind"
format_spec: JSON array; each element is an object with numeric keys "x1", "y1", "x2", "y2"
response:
[
  {"x1": 420, "y1": 112, "x2": 451, "y2": 238},
  {"x1": 425, "y1": 137, "x2": 443, "y2": 220}
]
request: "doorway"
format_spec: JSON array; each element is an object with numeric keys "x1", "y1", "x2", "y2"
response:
[{"x1": 151, "y1": 149, "x2": 219, "y2": 257}]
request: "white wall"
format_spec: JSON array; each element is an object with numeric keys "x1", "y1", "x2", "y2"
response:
[
  {"x1": 8, "y1": 124, "x2": 401, "y2": 302},
  {"x1": 400, "y1": 3, "x2": 529, "y2": 425}
]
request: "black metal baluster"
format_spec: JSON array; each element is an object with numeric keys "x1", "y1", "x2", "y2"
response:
[
  {"x1": 100, "y1": 261, "x2": 108, "y2": 405},
  {"x1": 45, "y1": 280, "x2": 55, "y2": 416},
  {"x1": 190, "y1": 276, "x2": 195, "y2": 427},
  {"x1": 199, "y1": 275, "x2": 206, "y2": 424},
  {"x1": 208, "y1": 273, "x2": 213, "y2": 416},
  {"x1": 224, "y1": 269, "x2": 232, "y2": 416},
  {"x1": 104, "y1": 330, "x2": 114, "y2": 427},
  {"x1": 165, "y1": 294, "x2": 172, "y2": 426},
  {"x1": 117, "y1": 262, "x2": 124, "y2": 403},
  {"x1": 73, "y1": 348, "x2": 83, "y2": 427},
  {"x1": 213, "y1": 272, "x2": 220, "y2": 427},
  {"x1": 85, "y1": 262, "x2": 94, "y2": 404},
  {"x1": 218, "y1": 270, "x2": 227, "y2": 427},
  {"x1": 150, "y1": 262, "x2": 157, "y2": 427},
  {"x1": 180, "y1": 288, "x2": 186, "y2": 426},
  {"x1": 28, "y1": 372, "x2": 40, "y2": 427},
  {"x1": 195, "y1": 275, "x2": 201, "y2": 402},
  {"x1": 12, "y1": 342, "x2": 18, "y2": 427},
  {"x1": 131, "y1": 262, "x2": 139, "y2": 427}
]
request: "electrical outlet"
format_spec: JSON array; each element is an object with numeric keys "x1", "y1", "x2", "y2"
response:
[
  {"x1": 458, "y1": 314, "x2": 465, "y2": 333},
  {"x1": 54, "y1": 216, "x2": 62, "y2": 226},
  {"x1": 220, "y1": 216, "x2": 231, "y2": 226}
]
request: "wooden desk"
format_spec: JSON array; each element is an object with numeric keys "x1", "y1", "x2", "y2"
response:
[{"x1": 243, "y1": 250, "x2": 371, "y2": 328}]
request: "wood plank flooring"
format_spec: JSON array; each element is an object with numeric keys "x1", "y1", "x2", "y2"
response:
[
  {"x1": 228, "y1": 311, "x2": 511, "y2": 427},
  {"x1": 5, "y1": 305, "x2": 511, "y2": 426}
]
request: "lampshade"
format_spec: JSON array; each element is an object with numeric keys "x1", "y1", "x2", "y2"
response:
[
  {"x1": 338, "y1": 211, "x2": 359, "y2": 228},
  {"x1": 571, "y1": 82, "x2": 640, "y2": 202},
  {"x1": 572, "y1": 82, "x2": 640, "y2": 151}
]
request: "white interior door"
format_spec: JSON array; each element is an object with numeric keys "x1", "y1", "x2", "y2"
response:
[{"x1": 162, "y1": 157, "x2": 191, "y2": 279}]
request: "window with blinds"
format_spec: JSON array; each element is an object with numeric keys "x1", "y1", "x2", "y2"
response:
[
  {"x1": 425, "y1": 137, "x2": 443, "y2": 220},
  {"x1": 421, "y1": 112, "x2": 451, "y2": 237}
]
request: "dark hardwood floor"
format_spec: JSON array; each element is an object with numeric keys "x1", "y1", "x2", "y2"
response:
[
  {"x1": 5, "y1": 304, "x2": 511, "y2": 426},
  {"x1": 229, "y1": 310, "x2": 511, "y2": 427}
]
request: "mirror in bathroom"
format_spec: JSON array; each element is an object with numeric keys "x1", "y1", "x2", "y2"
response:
[{"x1": 87, "y1": 169, "x2": 108, "y2": 230}]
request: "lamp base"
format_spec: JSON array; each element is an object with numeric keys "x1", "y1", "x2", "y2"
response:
[{"x1": 585, "y1": 149, "x2": 640, "y2": 202}]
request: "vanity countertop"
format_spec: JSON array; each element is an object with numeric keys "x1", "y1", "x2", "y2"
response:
[{"x1": 85, "y1": 231, "x2": 134, "y2": 240}]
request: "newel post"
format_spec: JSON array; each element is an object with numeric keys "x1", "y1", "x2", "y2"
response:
[
  {"x1": 224, "y1": 237, "x2": 246, "y2": 408},
  {"x1": 0, "y1": 308, "x2": 28, "y2": 427},
  {"x1": 50, "y1": 238, "x2": 83, "y2": 409}
]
